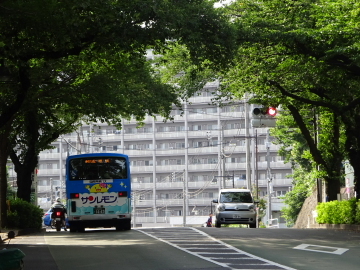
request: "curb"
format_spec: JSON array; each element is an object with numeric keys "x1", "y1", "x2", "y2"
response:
[
  {"x1": 0, "y1": 228, "x2": 46, "y2": 243},
  {"x1": 309, "y1": 224, "x2": 360, "y2": 231}
]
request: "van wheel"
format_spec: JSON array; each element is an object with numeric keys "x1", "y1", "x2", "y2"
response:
[
  {"x1": 249, "y1": 223, "x2": 257, "y2": 228},
  {"x1": 215, "y1": 221, "x2": 221, "y2": 228}
]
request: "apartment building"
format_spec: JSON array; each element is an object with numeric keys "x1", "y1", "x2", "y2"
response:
[{"x1": 30, "y1": 82, "x2": 293, "y2": 227}]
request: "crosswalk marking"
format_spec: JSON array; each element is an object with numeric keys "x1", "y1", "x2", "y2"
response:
[{"x1": 138, "y1": 227, "x2": 296, "y2": 270}]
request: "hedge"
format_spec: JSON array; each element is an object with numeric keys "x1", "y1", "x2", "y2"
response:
[
  {"x1": 6, "y1": 198, "x2": 43, "y2": 229},
  {"x1": 316, "y1": 198, "x2": 359, "y2": 224}
]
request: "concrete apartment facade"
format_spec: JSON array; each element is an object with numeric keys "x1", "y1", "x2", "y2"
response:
[{"x1": 13, "y1": 83, "x2": 293, "y2": 227}]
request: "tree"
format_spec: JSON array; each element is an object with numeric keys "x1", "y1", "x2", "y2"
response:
[
  {"x1": 227, "y1": 0, "x2": 360, "y2": 200},
  {"x1": 0, "y1": 0, "x2": 235, "y2": 226},
  {"x1": 271, "y1": 109, "x2": 340, "y2": 225},
  {"x1": 153, "y1": 0, "x2": 360, "y2": 201},
  {"x1": 216, "y1": 0, "x2": 360, "y2": 200}
]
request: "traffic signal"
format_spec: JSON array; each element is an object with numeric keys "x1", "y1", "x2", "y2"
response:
[
  {"x1": 252, "y1": 107, "x2": 277, "y2": 117},
  {"x1": 251, "y1": 106, "x2": 277, "y2": 128}
]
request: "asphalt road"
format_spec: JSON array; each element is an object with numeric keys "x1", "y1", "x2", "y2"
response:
[
  {"x1": 3, "y1": 227, "x2": 360, "y2": 270},
  {"x1": 197, "y1": 227, "x2": 360, "y2": 270}
]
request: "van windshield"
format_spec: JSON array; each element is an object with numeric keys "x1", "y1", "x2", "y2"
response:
[{"x1": 220, "y1": 192, "x2": 253, "y2": 203}]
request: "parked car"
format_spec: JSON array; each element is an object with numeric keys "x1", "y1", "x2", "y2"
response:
[{"x1": 43, "y1": 208, "x2": 69, "y2": 228}]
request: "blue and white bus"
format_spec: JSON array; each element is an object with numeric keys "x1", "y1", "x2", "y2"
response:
[{"x1": 65, "y1": 153, "x2": 131, "y2": 232}]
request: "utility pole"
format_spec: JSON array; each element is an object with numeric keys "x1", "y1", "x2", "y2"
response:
[
  {"x1": 255, "y1": 130, "x2": 258, "y2": 198},
  {"x1": 133, "y1": 193, "x2": 136, "y2": 228},
  {"x1": 50, "y1": 178, "x2": 53, "y2": 202},
  {"x1": 266, "y1": 129, "x2": 272, "y2": 226},
  {"x1": 183, "y1": 170, "x2": 186, "y2": 227},
  {"x1": 152, "y1": 118, "x2": 157, "y2": 224},
  {"x1": 218, "y1": 105, "x2": 222, "y2": 189},
  {"x1": 59, "y1": 139, "x2": 63, "y2": 200},
  {"x1": 245, "y1": 100, "x2": 251, "y2": 189},
  {"x1": 183, "y1": 102, "x2": 189, "y2": 227}
]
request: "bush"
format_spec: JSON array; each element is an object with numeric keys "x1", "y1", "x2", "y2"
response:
[
  {"x1": 356, "y1": 201, "x2": 360, "y2": 224},
  {"x1": 7, "y1": 199, "x2": 43, "y2": 229},
  {"x1": 316, "y1": 198, "x2": 358, "y2": 224}
]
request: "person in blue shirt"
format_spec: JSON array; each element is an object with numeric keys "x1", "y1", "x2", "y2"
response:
[{"x1": 206, "y1": 214, "x2": 213, "y2": 227}]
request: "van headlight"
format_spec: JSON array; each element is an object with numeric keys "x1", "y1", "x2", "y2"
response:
[
  {"x1": 248, "y1": 205, "x2": 255, "y2": 212},
  {"x1": 218, "y1": 204, "x2": 226, "y2": 212}
]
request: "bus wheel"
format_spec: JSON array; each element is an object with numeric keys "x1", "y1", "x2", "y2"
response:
[{"x1": 123, "y1": 221, "x2": 131, "y2": 230}]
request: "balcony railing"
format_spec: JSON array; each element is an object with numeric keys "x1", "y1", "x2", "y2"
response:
[{"x1": 135, "y1": 198, "x2": 215, "y2": 207}]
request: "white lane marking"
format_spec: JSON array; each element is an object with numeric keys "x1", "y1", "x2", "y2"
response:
[
  {"x1": 138, "y1": 227, "x2": 297, "y2": 270},
  {"x1": 138, "y1": 228, "x2": 231, "y2": 269},
  {"x1": 293, "y1": 244, "x2": 349, "y2": 255},
  {"x1": 192, "y1": 228, "x2": 297, "y2": 270}
]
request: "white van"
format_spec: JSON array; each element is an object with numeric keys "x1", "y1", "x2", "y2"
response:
[{"x1": 212, "y1": 188, "x2": 257, "y2": 228}]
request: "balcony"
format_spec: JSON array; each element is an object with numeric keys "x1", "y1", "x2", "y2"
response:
[
  {"x1": 37, "y1": 169, "x2": 62, "y2": 177},
  {"x1": 156, "y1": 132, "x2": 186, "y2": 139},
  {"x1": 132, "y1": 180, "x2": 220, "y2": 190},
  {"x1": 258, "y1": 178, "x2": 293, "y2": 187},
  {"x1": 39, "y1": 153, "x2": 62, "y2": 160},
  {"x1": 135, "y1": 198, "x2": 215, "y2": 207}
]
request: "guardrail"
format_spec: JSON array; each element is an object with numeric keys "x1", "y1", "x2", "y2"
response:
[{"x1": 268, "y1": 218, "x2": 279, "y2": 228}]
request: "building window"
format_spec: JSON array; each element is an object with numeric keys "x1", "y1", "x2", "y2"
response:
[{"x1": 145, "y1": 160, "x2": 153, "y2": 166}]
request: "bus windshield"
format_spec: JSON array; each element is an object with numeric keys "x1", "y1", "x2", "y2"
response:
[{"x1": 69, "y1": 157, "x2": 127, "y2": 180}]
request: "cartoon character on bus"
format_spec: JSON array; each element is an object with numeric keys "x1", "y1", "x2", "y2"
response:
[{"x1": 85, "y1": 183, "x2": 112, "y2": 193}]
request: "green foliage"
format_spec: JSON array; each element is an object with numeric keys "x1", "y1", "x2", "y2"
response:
[
  {"x1": 257, "y1": 198, "x2": 267, "y2": 221},
  {"x1": 356, "y1": 201, "x2": 360, "y2": 224},
  {"x1": 6, "y1": 199, "x2": 43, "y2": 229},
  {"x1": 281, "y1": 167, "x2": 316, "y2": 226},
  {"x1": 0, "y1": 0, "x2": 236, "y2": 202},
  {"x1": 6, "y1": 186, "x2": 16, "y2": 200},
  {"x1": 316, "y1": 198, "x2": 358, "y2": 224}
]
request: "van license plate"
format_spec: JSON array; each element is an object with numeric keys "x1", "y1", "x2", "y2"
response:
[
  {"x1": 233, "y1": 215, "x2": 241, "y2": 218},
  {"x1": 94, "y1": 208, "x2": 105, "y2": 214}
]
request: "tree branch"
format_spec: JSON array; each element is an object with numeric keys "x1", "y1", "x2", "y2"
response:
[
  {"x1": 268, "y1": 80, "x2": 338, "y2": 110},
  {"x1": 286, "y1": 104, "x2": 329, "y2": 171}
]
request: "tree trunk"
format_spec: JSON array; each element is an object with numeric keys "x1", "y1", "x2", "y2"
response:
[
  {"x1": 11, "y1": 108, "x2": 41, "y2": 202},
  {"x1": 347, "y1": 149, "x2": 360, "y2": 199},
  {"x1": 15, "y1": 165, "x2": 34, "y2": 202},
  {"x1": 325, "y1": 176, "x2": 341, "y2": 201},
  {"x1": 343, "y1": 116, "x2": 360, "y2": 200},
  {"x1": 11, "y1": 148, "x2": 38, "y2": 202},
  {"x1": 0, "y1": 127, "x2": 11, "y2": 228}
]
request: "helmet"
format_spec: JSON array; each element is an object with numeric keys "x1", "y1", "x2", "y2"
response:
[{"x1": 56, "y1": 197, "x2": 61, "y2": 202}]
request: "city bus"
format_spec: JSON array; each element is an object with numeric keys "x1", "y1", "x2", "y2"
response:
[{"x1": 65, "y1": 153, "x2": 131, "y2": 232}]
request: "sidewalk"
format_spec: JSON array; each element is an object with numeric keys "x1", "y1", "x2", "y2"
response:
[
  {"x1": 1, "y1": 229, "x2": 59, "y2": 270},
  {"x1": 0, "y1": 228, "x2": 45, "y2": 243},
  {"x1": 0, "y1": 229, "x2": 19, "y2": 243}
]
